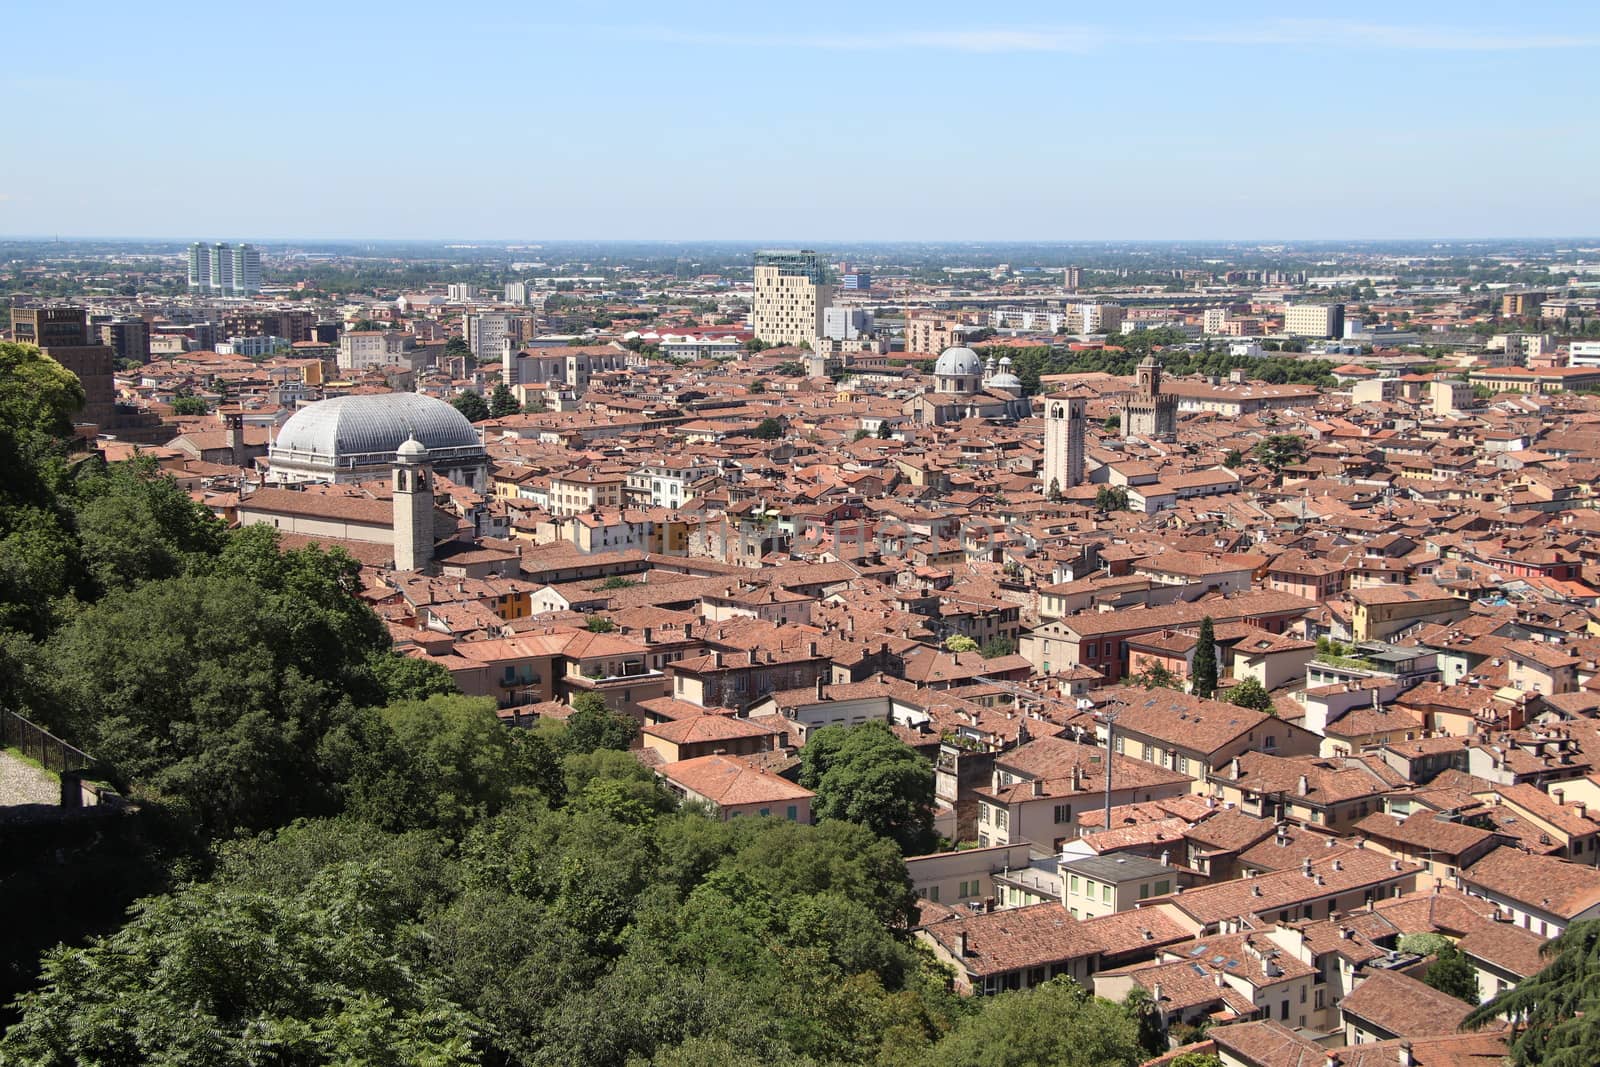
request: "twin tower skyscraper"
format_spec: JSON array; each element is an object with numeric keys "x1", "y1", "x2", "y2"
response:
[{"x1": 187, "y1": 242, "x2": 262, "y2": 295}]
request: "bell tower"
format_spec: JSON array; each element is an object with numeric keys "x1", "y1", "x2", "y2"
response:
[{"x1": 392, "y1": 436, "x2": 434, "y2": 572}]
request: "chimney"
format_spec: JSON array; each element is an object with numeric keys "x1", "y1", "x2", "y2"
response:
[
  {"x1": 816, "y1": 676, "x2": 827, "y2": 701},
  {"x1": 1032, "y1": 778, "x2": 1045, "y2": 797},
  {"x1": 711, "y1": 651, "x2": 722, "y2": 669},
  {"x1": 1230, "y1": 757, "x2": 1241, "y2": 779},
  {"x1": 1554, "y1": 788, "x2": 1565, "y2": 806},
  {"x1": 1397, "y1": 1043, "x2": 1413, "y2": 1067},
  {"x1": 1151, "y1": 982, "x2": 1163, "y2": 1006},
  {"x1": 808, "y1": 640, "x2": 818, "y2": 657},
  {"x1": 1577, "y1": 802, "x2": 1588, "y2": 819},
  {"x1": 684, "y1": 622, "x2": 693, "y2": 639},
  {"x1": 1297, "y1": 774, "x2": 1310, "y2": 797},
  {"x1": 1325, "y1": 1054, "x2": 1341, "y2": 1067},
  {"x1": 643, "y1": 626, "x2": 653, "y2": 644},
  {"x1": 956, "y1": 931, "x2": 968, "y2": 957}
]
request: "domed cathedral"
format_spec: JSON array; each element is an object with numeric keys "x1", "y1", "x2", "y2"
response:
[
  {"x1": 267, "y1": 392, "x2": 490, "y2": 490},
  {"x1": 1123, "y1": 354, "x2": 1177, "y2": 442},
  {"x1": 904, "y1": 346, "x2": 1032, "y2": 426}
]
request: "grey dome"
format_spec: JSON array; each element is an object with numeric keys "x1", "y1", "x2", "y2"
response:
[
  {"x1": 272, "y1": 393, "x2": 481, "y2": 465},
  {"x1": 934, "y1": 346, "x2": 983, "y2": 377},
  {"x1": 988, "y1": 372, "x2": 1024, "y2": 393}
]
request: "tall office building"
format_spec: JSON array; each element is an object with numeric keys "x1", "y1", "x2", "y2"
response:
[
  {"x1": 188, "y1": 243, "x2": 211, "y2": 289},
  {"x1": 751, "y1": 249, "x2": 834, "y2": 346},
  {"x1": 447, "y1": 283, "x2": 481, "y2": 303},
  {"x1": 1041, "y1": 394, "x2": 1086, "y2": 494},
  {"x1": 1283, "y1": 302, "x2": 1346, "y2": 339},
  {"x1": 1063, "y1": 266, "x2": 1083, "y2": 291},
  {"x1": 464, "y1": 311, "x2": 533, "y2": 360},
  {"x1": 187, "y1": 242, "x2": 261, "y2": 294},
  {"x1": 231, "y1": 244, "x2": 262, "y2": 295}
]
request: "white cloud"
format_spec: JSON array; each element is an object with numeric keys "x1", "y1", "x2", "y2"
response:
[
  {"x1": 1184, "y1": 18, "x2": 1600, "y2": 51},
  {"x1": 626, "y1": 18, "x2": 1600, "y2": 55},
  {"x1": 631, "y1": 26, "x2": 1103, "y2": 53}
]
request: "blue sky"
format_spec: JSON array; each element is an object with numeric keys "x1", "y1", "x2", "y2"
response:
[{"x1": 4, "y1": 0, "x2": 1597, "y2": 241}]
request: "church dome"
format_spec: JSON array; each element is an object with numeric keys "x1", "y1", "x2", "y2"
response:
[
  {"x1": 934, "y1": 346, "x2": 983, "y2": 377},
  {"x1": 988, "y1": 372, "x2": 1024, "y2": 394},
  {"x1": 272, "y1": 393, "x2": 482, "y2": 466}
]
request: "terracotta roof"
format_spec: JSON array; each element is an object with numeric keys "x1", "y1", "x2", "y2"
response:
[
  {"x1": 642, "y1": 714, "x2": 782, "y2": 745},
  {"x1": 657, "y1": 754, "x2": 815, "y2": 807},
  {"x1": 1461, "y1": 846, "x2": 1600, "y2": 919},
  {"x1": 919, "y1": 902, "x2": 1103, "y2": 977},
  {"x1": 1338, "y1": 968, "x2": 1473, "y2": 1039},
  {"x1": 1455, "y1": 920, "x2": 1548, "y2": 979}
]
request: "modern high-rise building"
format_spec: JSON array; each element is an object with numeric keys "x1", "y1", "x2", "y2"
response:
[
  {"x1": 464, "y1": 311, "x2": 533, "y2": 360},
  {"x1": 823, "y1": 307, "x2": 873, "y2": 341},
  {"x1": 1041, "y1": 394, "x2": 1086, "y2": 494},
  {"x1": 504, "y1": 281, "x2": 530, "y2": 305},
  {"x1": 1124, "y1": 355, "x2": 1178, "y2": 441},
  {"x1": 447, "y1": 283, "x2": 481, "y2": 303},
  {"x1": 751, "y1": 249, "x2": 833, "y2": 346},
  {"x1": 1283, "y1": 302, "x2": 1345, "y2": 339},
  {"x1": 188, "y1": 242, "x2": 261, "y2": 295},
  {"x1": 841, "y1": 271, "x2": 872, "y2": 290},
  {"x1": 1063, "y1": 266, "x2": 1083, "y2": 291}
]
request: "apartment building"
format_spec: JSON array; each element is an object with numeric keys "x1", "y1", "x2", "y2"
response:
[
  {"x1": 1282, "y1": 302, "x2": 1345, "y2": 339},
  {"x1": 752, "y1": 249, "x2": 833, "y2": 346}
]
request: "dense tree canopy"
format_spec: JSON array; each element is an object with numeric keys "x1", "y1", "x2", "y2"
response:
[{"x1": 800, "y1": 721, "x2": 938, "y2": 856}]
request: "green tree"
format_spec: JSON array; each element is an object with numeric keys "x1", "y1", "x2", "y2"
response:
[
  {"x1": 1466, "y1": 918, "x2": 1600, "y2": 1064},
  {"x1": 1223, "y1": 448, "x2": 1245, "y2": 469},
  {"x1": 1131, "y1": 661, "x2": 1181, "y2": 691},
  {"x1": 1228, "y1": 676, "x2": 1275, "y2": 714},
  {"x1": 369, "y1": 650, "x2": 459, "y2": 703},
  {"x1": 562, "y1": 692, "x2": 639, "y2": 754},
  {"x1": 1191, "y1": 616, "x2": 1218, "y2": 699},
  {"x1": 944, "y1": 634, "x2": 979, "y2": 653},
  {"x1": 169, "y1": 393, "x2": 208, "y2": 415},
  {"x1": 1252, "y1": 433, "x2": 1307, "y2": 475},
  {"x1": 923, "y1": 978, "x2": 1143, "y2": 1067},
  {"x1": 585, "y1": 615, "x2": 616, "y2": 632},
  {"x1": 980, "y1": 636, "x2": 1016, "y2": 658},
  {"x1": 752, "y1": 417, "x2": 784, "y2": 440},
  {"x1": 799, "y1": 721, "x2": 936, "y2": 855},
  {"x1": 71, "y1": 455, "x2": 227, "y2": 593},
  {"x1": 1424, "y1": 942, "x2": 1481, "y2": 1004},
  {"x1": 1095, "y1": 485, "x2": 1129, "y2": 512},
  {"x1": 0, "y1": 863, "x2": 484, "y2": 1065},
  {"x1": 878, "y1": 421, "x2": 894, "y2": 439},
  {"x1": 443, "y1": 335, "x2": 471, "y2": 358},
  {"x1": 1047, "y1": 478, "x2": 1063, "y2": 502},
  {"x1": 451, "y1": 391, "x2": 491, "y2": 422},
  {"x1": 489, "y1": 382, "x2": 520, "y2": 418}
]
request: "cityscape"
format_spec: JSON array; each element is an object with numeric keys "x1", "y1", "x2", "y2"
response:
[{"x1": 5, "y1": 3, "x2": 1600, "y2": 1067}]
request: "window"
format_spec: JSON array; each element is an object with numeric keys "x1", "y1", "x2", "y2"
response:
[
  {"x1": 1300, "y1": 985, "x2": 1307, "y2": 1004},
  {"x1": 1054, "y1": 803, "x2": 1073, "y2": 824},
  {"x1": 1102, "y1": 884, "x2": 1112, "y2": 904},
  {"x1": 1315, "y1": 988, "x2": 1326, "y2": 1011},
  {"x1": 928, "y1": 886, "x2": 940, "y2": 903},
  {"x1": 1264, "y1": 735, "x2": 1278, "y2": 750},
  {"x1": 1142, "y1": 744, "x2": 1154, "y2": 761},
  {"x1": 1153, "y1": 880, "x2": 1171, "y2": 896},
  {"x1": 758, "y1": 808, "x2": 770, "y2": 817},
  {"x1": 979, "y1": 802, "x2": 991, "y2": 824},
  {"x1": 1138, "y1": 883, "x2": 1150, "y2": 900},
  {"x1": 1177, "y1": 755, "x2": 1190, "y2": 775},
  {"x1": 786, "y1": 805, "x2": 798, "y2": 821},
  {"x1": 996, "y1": 809, "x2": 1009, "y2": 831},
  {"x1": 1070, "y1": 875, "x2": 1079, "y2": 893}
]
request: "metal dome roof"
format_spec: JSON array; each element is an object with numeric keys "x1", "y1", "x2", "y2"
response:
[
  {"x1": 271, "y1": 393, "x2": 481, "y2": 464},
  {"x1": 934, "y1": 346, "x2": 983, "y2": 377}
]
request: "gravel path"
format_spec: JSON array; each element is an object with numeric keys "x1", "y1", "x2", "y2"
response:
[{"x1": 0, "y1": 749, "x2": 60, "y2": 808}]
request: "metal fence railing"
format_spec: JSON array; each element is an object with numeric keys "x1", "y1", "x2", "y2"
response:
[{"x1": 2, "y1": 710, "x2": 96, "y2": 776}]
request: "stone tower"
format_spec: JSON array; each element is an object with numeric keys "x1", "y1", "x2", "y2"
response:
[
  {"x1": 1042, "y1": 394, "x2": 1086, "y2": 495},
  {"x1": 392, "y1": 436, "x2": 434, "y2": 573},
  {"x1": 1124, "y1": 354, "x2": 1177, "y2": 441}
]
